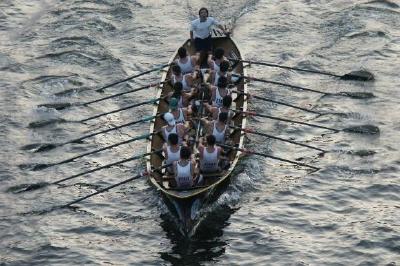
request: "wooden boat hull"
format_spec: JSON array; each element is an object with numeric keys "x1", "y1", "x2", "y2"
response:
[{"x1": 146, "y1": 35, "x2": 247, "y2": 234}]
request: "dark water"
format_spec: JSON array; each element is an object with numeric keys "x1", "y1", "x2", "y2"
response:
[{"x1": 1, "y1": 0, "x2": 399, "y2": 265}]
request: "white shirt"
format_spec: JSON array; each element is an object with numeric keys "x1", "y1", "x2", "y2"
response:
[{"x1": 190, "y1": 17, "x2": 219, "y2": 39}]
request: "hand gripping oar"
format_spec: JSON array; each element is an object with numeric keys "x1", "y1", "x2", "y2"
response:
[
  {"x1": 12, "y1": 150, "x2": 161, "y2": 193},
  {"x1": 95, "y1": 64, "x2": 170, "y2": 93},
  {"x1": 240, "y1": 111, "x2": 380, "y2": 135},
  {"x1": 21, "y1": 115, "x2": 158, "y2": 152},
  {"x1": 231, "y1": 126, "x2": 327, "y2": 153},
  {"x1": 229, "y1": 58, "x2": 374, "y2": 81},
  {"x1": 38, "y1": 82, "x2": 163, "y2": 110},
  {"x1": 28, "y1": 132, "x2": 156, "y2": 171},
  {"x1": 218, "y1": 143, "x2": 320, "y2": 171},
  {"x1": 233, "y1": 74, "x2": 375, "y2": 99}
]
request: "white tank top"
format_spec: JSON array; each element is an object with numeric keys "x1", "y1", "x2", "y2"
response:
[
  {"x1": 217, "y1": 107, "x2": 233, "y2": 121},
  {"x1": 213, "y1": 71, "x2": 227, "y2": 86},
  {"x1": 212, "y1": 61, "x2": 220, "y2": 72},
  {"x1": 200, "y1": 147, "x2": 219, "y2": 172},
  {"x1": 163, "y1": 125, "x2": 177, "y2": 142},
  {"x1": 172, "y1": 74, "x2": 191, "y2": 92},
  {"x1": 166, "y1": 146, "x2": 181, "y2": 172},
  {"x1": 175, "y1": 161, "x2": 193, "y2": 188},
  {"x1": 177, "y1": 96, "x2": 184, "y2": 108},
  {"x1": 212, "y1": 122, "x2": 227, "y2": 143},
  {"x1": 213, "y1": 87, "x2": 231, "y2": 107},
  {"x1": 176, "y1": 56, "x2": 194, "y2": 74},
  {"x1": 174, "y1": 109, "x2": 185, "y2": 124}
]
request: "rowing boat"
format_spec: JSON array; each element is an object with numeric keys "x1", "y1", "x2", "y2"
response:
[{"x1": 146, "y1": 33, "x2": 248, "y2": 234}]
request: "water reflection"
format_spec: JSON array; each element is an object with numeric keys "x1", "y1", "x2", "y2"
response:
[{"x1": 159, "y1": 204, "x2": 237, "y2": 265}]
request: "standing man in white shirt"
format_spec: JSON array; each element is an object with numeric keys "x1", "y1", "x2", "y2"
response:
[{"x1": 190, "y1": 7, "x2": 228, "y2": 52}]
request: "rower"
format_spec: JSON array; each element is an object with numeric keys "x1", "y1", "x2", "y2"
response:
[
  {"x1": 201, "y1": 112, "x2": 229, "y2": 144},
  {"x1": 210, "y1": 47, "x2": 227, "y2": 72},
  {"x1": 196, "y1": 50, "x2": 213, "y2": 78},
  {"x1": 210, "y1": 60, "x2": 231, "y2": 86},
  {"x1": 162, "y1": 112, "x2": 187, "y2": 144},
  {"x1": 170, "y1": 64, "x2": 196, "y2": 92},
  {"x1": 175, "y1": 47, "x2": 197, "y2": 74},
  {"x1": 209, "y1": 76, "x2": 232, "y2": 108},
  {"x1": 204, "y1": 95, "x2": 234, "y2": 123},
  {"x1": 198, "y1": 135, "x2": 222, "y2": 174},
  {"x1": 168, "y1": 82, "x2": 194, "y2": 108},
  {"x1": 169, "y1": 97, "x2": 190, "y2": 125},
  {"x1": 163, "y1": 133, "x2": 181, "y2": 174},
  {"x1": 174, "y1": 146, "x2": 198, "y2": 189}
]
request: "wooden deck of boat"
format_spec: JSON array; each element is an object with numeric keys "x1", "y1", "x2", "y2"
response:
[{"x1": 146, "y1": 35, "x2": 247, "y2": 200}]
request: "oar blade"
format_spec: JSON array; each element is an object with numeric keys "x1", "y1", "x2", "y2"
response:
[
  {"x1": 28, "y1": 118, "x2": 67, "y2": 128},
  {"x1": 20, "y1": 143, "x2": 59, "y2": 152},
  {"x1": 343, "y1": 124, "x2": 380, "y2": 135},
  {"x1": 37, "y1": 102, "x2": 74, "y2": 110},
  {"x1": 7, "y1": 182, "x2": 50, "y2": 194},
  {"x1": 341, "y1": 70, "x2": 374, "y2": 81}
]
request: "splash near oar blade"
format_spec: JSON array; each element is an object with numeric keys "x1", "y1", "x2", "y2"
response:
[
  {"x1": 340, "y1": 70, "x2": 374, "y2": 81},
  {"x1": 342, "y1": 125, "x2": 380, "y2": 135}
]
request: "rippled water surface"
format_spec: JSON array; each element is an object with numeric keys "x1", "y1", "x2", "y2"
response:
[{"x1": 1, "y1": 0, "x2": 399, "y2": 265}]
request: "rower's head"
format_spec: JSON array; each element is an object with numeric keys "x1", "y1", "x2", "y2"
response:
[
  {"x1": 168, "y1": 133, "x2": 179, "y2": 145},
  {"x1": 178, "y1": 47, "x2": 187, "y2": 59},
  {"x1": 164, "y1": 112, "x2": 176, "y2": 126},
  {"x1": 220, "y1": 60, "x2": 230, "y2": 72},
  {"x1": 173, "y1": 82, "x2": 183, "y2": 95},
  {"x1": 214, "y1": 47, "x2": 225, "y2": 60},
  {"x1": 169, "y1": 97, "x2": 178, "y2": 111},
  {"x1": 180, "y1": 146, "x2": 191, "y2": 160},
  {"x1": 222, "y1": 95, "x2": 232, "y2": 108},
  {"x1": 217, "y1": 76, "x2": 228, "y2": 89},
  {"x1": 172, "y1": 64, "x2": 182, "y2": 75},
  {"x1": 199, "y1": 7, "x2": 209, "y2": 18},
  {"x1": 206, "y1": 135, "x2": 216, "y2": 146},
  {"x1": 218, "y1": 112, "x2": 228, "y2": 124}
]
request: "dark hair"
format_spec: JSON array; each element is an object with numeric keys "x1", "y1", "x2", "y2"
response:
[
  {"x1": 198, "y1": 7, "x2": 209, "y2": 16},
  {"x1": 218, "y1": 112, "x2": 228, "y2": 123},
  {"x1": 180, "y1": 146, "x2": 191, "y2": 159},
  {"x1": 214, "y1": 47, "x2": 225, "y2": 60},
  {"x1": 222, "y1": 95, "x2": 232, "y2": 108},
  {"x1": 219, "y1": 60, "x2": 230, "y2": 72},
  {"x1": 173, "y1": 82, "x2": 183, "y2": 93},
  {"x1": 168, "y1": 133, "x2": 179, "y2": 145},
  {"x1": 217, "y1": 76, "x2": 228, "y2": 88},
  {"x1": 178, "y1": 47, "x2": 187, "y2": 58},
  {"x1": 172, "y1": 64, "x2": 181, "y2": 75},
  {"x1": 206, "y1": 135, "x2": 216, "y2": 145}
]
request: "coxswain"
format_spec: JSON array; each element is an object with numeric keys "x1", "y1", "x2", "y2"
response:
[
  {"x1": 169, "y1": 97, "x2": 190, "y2": 125},
  {"x1": 190, "y1": 7, "x2": 228, "y2": 52},
  {"x1": 201, "y1": 112, "x2": 229, "y2": 144},
  {"x1": 162, "y1": 112, "x2": 187, "y2": 144},
  {"x1": 198, "y1": 135, "x2": 222, "y2": 174},
  {"x1": 170, "y1": 64, "x2": 196, "y2": 93},
  {"x1": 210, "y1": 60, "x2": 231, "y2": 86},
  {"x1": 204, "y1": 95, "x2": 234, "y2": 123},
  {"x1": 174, "y1": 146, "x2": 198, "y2": 189},
  {"x1": 208, "y1": 76, "x2": 232, "y2": 108},
  {"x1": 175, "y1": 47, "x2": 197, "y2": 74},
  {"x1": 163, "y1": 133, "x2": 181, "y2": 174}
]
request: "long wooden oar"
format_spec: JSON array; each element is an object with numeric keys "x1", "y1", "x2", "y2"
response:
[
  {"x1": 234, "y1": 91, "x2": 321, "y2": 115},
  {"x1": 233, "y1": 74, "x2": 375, "y2": 99},
  {"x1": 240, "y1": 110, "x2": 380, "y2": 134},
  {"x1": 38, "y1": 82, "x2": 163, "y2": 110},
  {"x1": 29, "y1": 132, "x2": 155, "y2": 171},
  {"x1": 229, "y1": 58, "x2": 374, "y2": 81},
  {"x1": 231, "y1": 126, "x2": 327, "y2": 153},
  {"x1": 219, "y1": 144, "x2": 320, "y2": 171},
  {"x1": 22, "y1": 115, "x2": 158, "y2": 152},
  {"x1": 12, "y1": 150, "x2": 160, "y2": 193},
  {"x1": 95, "y1": 64, "x2": 170, "y2": 93},
  {"x1": 28, "y1": 164, "x2": 170, "y2": 214}
]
